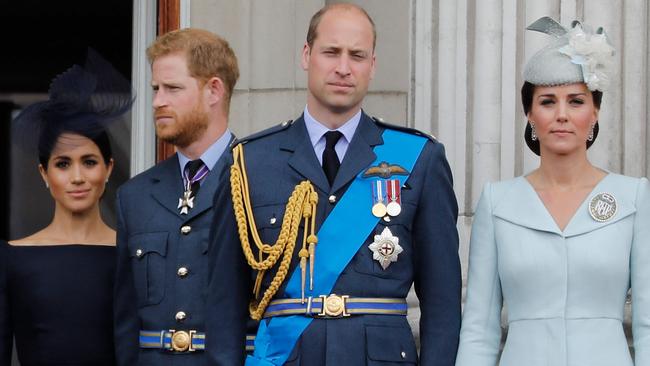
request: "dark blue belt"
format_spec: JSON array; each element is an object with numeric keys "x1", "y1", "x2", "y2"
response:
[
  {"x1": 263, "y1": 295, "x2": 408, "y2": 318},
  {"x1": 139, "y1": 330, "x2": 205, "y2": 352}
]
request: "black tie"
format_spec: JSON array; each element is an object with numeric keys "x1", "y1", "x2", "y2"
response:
[
  {"x1": 322, "y1": 131, "x2": 343, "y2": 186},
  {"x1": 185, "y1": 159, "x2": 207, "y2": 198}
]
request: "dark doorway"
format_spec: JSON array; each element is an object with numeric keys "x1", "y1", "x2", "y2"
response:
[{"x1": 0, "y1": 0, "x2": 132, "y2": 93}]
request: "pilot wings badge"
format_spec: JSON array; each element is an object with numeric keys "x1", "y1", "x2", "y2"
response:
[{"x1": 363, "y1": 161, "x2": 409, "y2": 179}]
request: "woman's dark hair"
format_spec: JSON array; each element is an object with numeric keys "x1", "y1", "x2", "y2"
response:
[
  {"x1": 38, "y1": 130, "x2": 112, "y2": 170},
  {"x1": 521, "y1": 81, "x2": 603, "y2": 155}
]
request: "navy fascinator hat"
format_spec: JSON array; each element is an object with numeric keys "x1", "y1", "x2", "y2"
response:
[{"x1": 13, "y1": 48, "x2": 134, "y2": 164}]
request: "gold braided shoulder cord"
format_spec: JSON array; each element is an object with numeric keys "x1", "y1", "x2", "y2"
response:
[{"x1": 230, "y1": 144, "x2": 319, "y2": 320}]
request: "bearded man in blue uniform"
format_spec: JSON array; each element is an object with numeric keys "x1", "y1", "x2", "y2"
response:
[
  {"x1": 114, "y1": 28, "x2": 239, "y2": 365},
  {"x1": 206, "y1": 4, "x2": 461, "y2": 365}
]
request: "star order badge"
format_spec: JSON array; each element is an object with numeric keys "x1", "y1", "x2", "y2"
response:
[
  {"x1": 589, "y1": 192, "x2": 617, "y2": 222},
  {"x1": 368, "y1": 227, "x2": 403, "y2": 270}
]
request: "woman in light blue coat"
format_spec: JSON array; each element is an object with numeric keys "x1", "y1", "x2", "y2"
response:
[{"x1": 456, "y1": 17, "x2": 650, "y2": 366}]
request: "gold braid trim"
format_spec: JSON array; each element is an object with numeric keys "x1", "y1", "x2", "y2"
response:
[{"x1": 230, "y1": 144, "x2": 319, "y2": 320}]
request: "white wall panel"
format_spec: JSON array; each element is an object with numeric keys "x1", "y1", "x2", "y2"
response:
[
  {"x1": 584, "y1": 0, "x2": 624, "y2": 171},
  {"x1": 622, "y1": 0, "x2": 648, "y2": 177},
  {"x1": 471, "y1": 0, "x2": 503, "y2": 206},
  {"x1": 250, "y1": 0, "x2": 296, "y2": 89}
]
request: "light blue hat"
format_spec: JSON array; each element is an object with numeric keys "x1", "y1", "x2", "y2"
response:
[{"x1": 523, "y1": 17, "x2": 615, "y2": 92}]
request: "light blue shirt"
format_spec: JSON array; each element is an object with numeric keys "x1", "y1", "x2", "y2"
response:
[
  {"x1": 303, "y1": 106, "x2": 361, "y2": 165},
  {"x1": 177, "y1": 129, "x2": 232, "y2": 183}
]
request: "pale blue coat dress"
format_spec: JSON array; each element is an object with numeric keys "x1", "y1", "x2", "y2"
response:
[{"x1": 456, "y1": 173, "x2": 650, "y2": 366}]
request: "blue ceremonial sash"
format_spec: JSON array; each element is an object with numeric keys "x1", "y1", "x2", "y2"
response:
[{"x1": 246, "y1": 129, "x2": 428, "y2": 366}]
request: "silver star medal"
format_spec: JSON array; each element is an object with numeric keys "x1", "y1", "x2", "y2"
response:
[
  {"x1": 178, "y1": 189, "x2": 195, "y2": 215},
  {"x1": 369, "y1": 227, "x2": 403, "y2": 270}
]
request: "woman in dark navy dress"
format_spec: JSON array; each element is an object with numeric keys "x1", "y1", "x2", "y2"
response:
[{"x1": 0, "y1": 50, "x2": 132, "y2": 366}]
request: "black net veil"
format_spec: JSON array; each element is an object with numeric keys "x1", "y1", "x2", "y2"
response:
[{"x1": 12, "y1": 48, "x2": 134, "y2": 164}]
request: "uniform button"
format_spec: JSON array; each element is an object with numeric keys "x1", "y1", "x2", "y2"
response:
[
  {"x1": 177, "y1": 267, "x2": 189, "y2": 278},
  {"x1": 181, "y1": 225, "x2": 191, "y2": 234},
  {"x1": 135, "y1": 249, "x2": 143, "y2": 257},
  {"x1": 401, "y1": 351, "x2": 406, "y2": 359},
  {"x1": 175, "y1": 311, "x2": 187, "y2": 322},
  {"x1": 328, "y1": 195, "x2": 337, "y2": 203},
  {"x1": 269, "y1": 217, "x2": 277, "y2": 225},
  {"x1": 383, "y1": 216, "x2": 391, "y2": 222}
]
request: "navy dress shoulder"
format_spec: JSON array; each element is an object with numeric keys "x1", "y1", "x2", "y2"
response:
[{"x1": 0, "y1": 240, "x2": 116, "y2": 366}]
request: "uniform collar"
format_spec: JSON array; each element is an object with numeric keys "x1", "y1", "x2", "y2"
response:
[
  {"x1": 492, "y1": 174, "x2": 636, "y2": 237},
  {"x1": 303, "y1": 106, "x2": 360, "y2": 148},
  {"x1": 177, "y1": 129, "x2": 232, "y2": 175}
]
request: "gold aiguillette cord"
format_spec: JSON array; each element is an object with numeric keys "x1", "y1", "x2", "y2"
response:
[{"x1": 230, "y1": 144, "x2": 319, "y2": 320}]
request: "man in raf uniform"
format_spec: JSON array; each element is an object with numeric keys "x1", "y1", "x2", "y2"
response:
[
  {"x1": 114, "y1": 28, "x2": 239, "y2": 365},
  {"x1": 206, "y1": 3, "x2": 461, "y2": 365}
]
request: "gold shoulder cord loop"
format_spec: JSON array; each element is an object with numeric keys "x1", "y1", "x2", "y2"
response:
[{"x1": 230, "y1": 144, "x2": 319, "y2": 320}]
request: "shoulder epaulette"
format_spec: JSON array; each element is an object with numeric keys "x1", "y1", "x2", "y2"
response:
[
  {"x1": 371, "y1": 116, "x2": 437, "y2": 142},
  {"x1": 230, "y1": 119, "x2": 295, "y2": 149}
]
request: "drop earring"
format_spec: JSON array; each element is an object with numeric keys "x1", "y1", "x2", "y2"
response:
[
  {"x1": 587, "y1": 123, "x2": 595, "y2": 142},
  {"x1": 530, "y1": 122, "x2": 538, "y2": 141}
]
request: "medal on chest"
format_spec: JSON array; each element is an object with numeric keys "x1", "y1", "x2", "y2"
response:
[
  {"x1": 364, "y1": 161, "x2": 408, "y2": 269},
  {"x1": 370, "y1": 179, "x2": 403, "y2": 218},
  {"x1": 368, "y1": 227, "x2": 403, "y2": 270},
  {"x1": 371, "y1": 180, "x2": 388, "y2": 217},
  {"x1": 385, "y1": 179, "x2": 402, "y2": 216},
  {"x1": 177, "y1": 162, "x2": 209, "y2": 215},
  {"x1": 178, "y1": 189, "x2": 195, "y2": 215}
]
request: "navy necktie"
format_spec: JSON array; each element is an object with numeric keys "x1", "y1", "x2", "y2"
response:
[{"x1": 322, "y1": 131, "x2": 343, "y2": 186}]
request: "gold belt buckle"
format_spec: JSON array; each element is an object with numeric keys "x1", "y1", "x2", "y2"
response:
[
  {"x1": 317, "y1": 294, "x2": 350, "y2": 318},
  {"x1": 169, "y1": 329, "x2": 196, "y2": 352}
]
